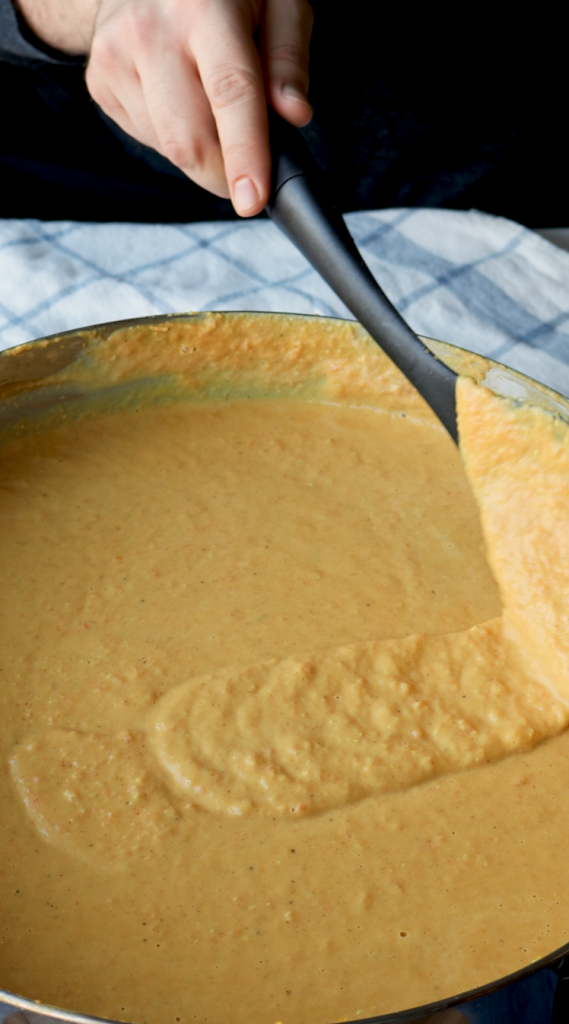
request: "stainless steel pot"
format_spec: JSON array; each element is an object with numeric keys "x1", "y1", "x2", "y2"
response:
[{"x1": 1, "y1": 313, "x2": 569, "y2": 1024}]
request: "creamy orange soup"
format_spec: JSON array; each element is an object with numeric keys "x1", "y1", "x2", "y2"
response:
[{"x1": 0, "y1": 314, "x2": 568, "y2": 1024}]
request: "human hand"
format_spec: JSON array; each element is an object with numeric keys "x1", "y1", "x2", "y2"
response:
[{"x1": 85, "y1": 0, "x2": 314, "y2": 215}]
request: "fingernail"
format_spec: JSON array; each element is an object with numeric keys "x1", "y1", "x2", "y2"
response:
[
  {"x1": 233, "y1": 176, "x2": 259, "y2": 215},
  {"x1": 282, "y1": 82, "x2": 310, "y2": 106}
]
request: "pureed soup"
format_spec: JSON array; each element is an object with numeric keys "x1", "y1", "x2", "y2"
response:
[{"x1": 0, "y1": 313, "x2": 568, "y2": 1024}]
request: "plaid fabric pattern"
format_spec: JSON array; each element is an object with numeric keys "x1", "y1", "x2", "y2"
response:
[{"x1": 1, "y1": 208, "x2": 569, "y2": 395}]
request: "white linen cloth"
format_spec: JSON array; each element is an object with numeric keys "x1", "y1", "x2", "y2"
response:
[{"x1": 1, "y1": 207, "x2": 569, "y2": 397}]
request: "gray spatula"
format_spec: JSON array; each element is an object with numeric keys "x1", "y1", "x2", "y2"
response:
[{"x1": 265, "y1": 114, "x2": 458, "y2": 442}]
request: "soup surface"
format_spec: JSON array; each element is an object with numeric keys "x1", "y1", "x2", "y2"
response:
[{"x1": 0, "y1": 314, "x2": 568, "y2": 1024}]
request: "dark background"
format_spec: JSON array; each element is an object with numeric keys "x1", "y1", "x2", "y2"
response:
[{"x1": 0, "y1": 6, "x2": 565, "y2": 225}]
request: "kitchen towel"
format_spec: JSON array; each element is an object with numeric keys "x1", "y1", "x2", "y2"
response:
[{"x1": 1, "y1": 207, "x2": 569, "y2": 396}]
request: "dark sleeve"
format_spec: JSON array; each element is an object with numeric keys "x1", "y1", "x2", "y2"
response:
[{"x1": 0, "y1": 0, "x2": 85, "y2": 65}]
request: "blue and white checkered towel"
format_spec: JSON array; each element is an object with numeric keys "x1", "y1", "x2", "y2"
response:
[{"x1": 1, "y1": 207, "x2": 569, "y2": 397}]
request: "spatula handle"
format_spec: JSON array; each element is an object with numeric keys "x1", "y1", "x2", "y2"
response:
[{"x1": 265, "y1": 114, "x2": 458, "y2": 441}]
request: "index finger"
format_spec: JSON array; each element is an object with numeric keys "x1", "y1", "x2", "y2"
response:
[{"x1": 190, "y1": 3, "x2": 270, "y2": 217}]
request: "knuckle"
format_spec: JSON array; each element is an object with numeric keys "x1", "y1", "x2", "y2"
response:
[
  {"x1": 121, "y1": 2, "x2": 156, "y2": 51},
  {"x1": 160, "y1": 135, "x2": 193, "y2": 170},
  {"x1": 269, "y1": 0, "x2": 314, "y2": 33},
  {"x1": 85, "y1": 60, "x2": 113, "y2": 106},
  {"x1": 159, "y1": 130, "x2": 206, "y2": 175},
  {"x1": 206, "y1": 65, "x2": 259, "y2": 108},
  {"x1": 88, "y1": 34, "x2": 118, "y2": 73},
  {"x1": 95, "y1": 1, "x2": 156, "y2": 53},
  {"x1": 267, "y1": 41, "x2": 305, "y2": 66}
]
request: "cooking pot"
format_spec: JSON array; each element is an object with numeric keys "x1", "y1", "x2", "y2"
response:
[{"x1": 1, "y1": 312, "x2": 569, "y2": 1024}]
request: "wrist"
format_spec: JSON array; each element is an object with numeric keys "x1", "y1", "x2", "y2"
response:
[{"x1": 14, "y1": 0, "x2": 100, "y2": 54}]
